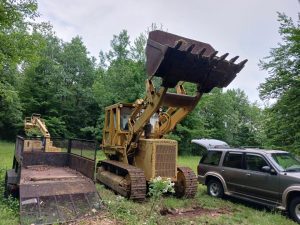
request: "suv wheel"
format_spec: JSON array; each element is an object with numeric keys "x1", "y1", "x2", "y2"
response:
[
  {"x1": 289, "y1": 197, "x2": 300, "y2": 223},
  {"x1": 207, "y1": 178, "x2": 224, "y2": 198}
]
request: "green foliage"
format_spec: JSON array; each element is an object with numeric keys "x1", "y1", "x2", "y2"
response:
[
  {"x1": 94, "y1": 154, "x2": 298, "y2": 225},
  {"x1": 0, "y1": 0, "x2": 41, "y2": 140},
  {"x1": 25, "y1": 127, "x2": 42, "y2": 137},
  {"x1": 259, "y1": 13, "x2": 299, "y2": 100},
  {"x1": 259, "y1": 13, "x2": 300, "y2": 152},
  {"x1": 148, "y1": 177, "x2": 175, "y2": 198},
  {"x1": 44, "y1": 117, "x2": 68, "y2": 137},
  {"x1": 20, "y1": 33, "x2": 99, "y2": 139},
  {"x1": 0, "y1": 0, "x2": 267, "y2": 148},
  {"x1": 0, "y1": 0, "x2": 39, "y2": 72},
  {"x1": 0, "y1": 82, "x2": 23, "y2": 139},
  {"x1": 0, "y1": 0, "x2": 268, "y2": 155},
  {"x1": 147, "y1": 177, "x2": 175, "y2": 224},
  {"x1": 0, "y1": 142, "x2": 19, "y2": 225},
  {"x1": 0, "y1": 141, "x2": 14, "y2": 169},
  {"x1": 93, "y1": 30, "x2": 147, "y2": 108},
  {"x1": 171, "y1": 88, "x2": 263, "y2": 155}
]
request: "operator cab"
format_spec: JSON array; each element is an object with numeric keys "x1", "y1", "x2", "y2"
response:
[{"x1": 120, "y1": 106, "x2": 132, "y2": 130}]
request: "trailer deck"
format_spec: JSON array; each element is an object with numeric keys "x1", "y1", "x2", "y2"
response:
[{"x1": 6, "y1": 136, "x2": 103, "y2": 225}]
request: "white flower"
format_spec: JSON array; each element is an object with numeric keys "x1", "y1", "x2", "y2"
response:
[{"x1": 116, "y1": 195, "x2": 124, "y2": 201}]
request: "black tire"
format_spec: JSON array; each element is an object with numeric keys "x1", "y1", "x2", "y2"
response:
[
  {"x1": 207, "y1": 178, "x2": 224, "y2": 198},
  {"x1": 289, "y1": 197, "x2": 300, "y2": 223}
]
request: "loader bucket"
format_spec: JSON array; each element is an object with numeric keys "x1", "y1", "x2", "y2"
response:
[{"x1": 146, "y1": 30, "x2": 247, "y2": 92}]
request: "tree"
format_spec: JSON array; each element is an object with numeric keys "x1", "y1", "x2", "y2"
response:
[
  {"x1": 20, "y1": 33, "x2": 99, "y2": 138},
  {"x1": 93, "y1": 30, "x2": 147, "y2": 105},
  {"x1": 0, "y1": 0, "x2": 40, "y2": 139},
  {"x1": 59, "y1": 36, "x2": 98, "y2": 138},
  {"x1": 169, "y1": 87, "x2": 263, "y2": 155},
  {"x1": 259, "y1": 13, "x2": 300, "y2": 152}
]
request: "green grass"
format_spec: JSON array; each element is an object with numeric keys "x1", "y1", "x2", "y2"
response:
[
  {"x1": 178, "y1": 155, "x2": 200, "y2": 172},
  {"x1": 97, "y1": 183, "x2": 297, "y2": 225},
  {"x1": 0, "y1": 141, "x2": 298, "y2": 225},
  {"x1": 0, "y1": 141, "x2": 14, "y2": 169},
  {"x1": 0, "y1": 141, "x2": 18, "y2": 225}
]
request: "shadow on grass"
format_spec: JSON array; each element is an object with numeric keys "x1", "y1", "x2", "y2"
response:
[{"x1": 223, "y1": 195, "x2": 288, "y2": 217}]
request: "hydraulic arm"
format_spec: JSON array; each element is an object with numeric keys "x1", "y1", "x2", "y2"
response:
[{"x1": 24, "y1": 114, "x2": 60, "y2": 152}]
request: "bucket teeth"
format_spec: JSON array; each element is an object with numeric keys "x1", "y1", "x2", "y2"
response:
[
  {"x1": 229, "y1": 56, "x2": 239, "y2": 63},
  {"x1": 146, "y1": 30, "x2": 247, "y2": 90},
  {"x1": 219, "y1": 53, "x2": 229, "y2": 61},
  {"x1": 198, "y1": 48, "x2": 206, "y2": 56},
  {"x1": 174, "y1": 40, "x2": 183, "y2": 50},
  {"x1": 209, "y1": 51, "x2": 218, "y2": 60},
  {"x1": 238, "y1": 59, "x2": 248, "y2": 67},
  {"x1": 236, "y1": 59, "x2": 248, "y2": 72},
  {"x1": 186, "y1": 44, "x2": 195, "y2": 53}
]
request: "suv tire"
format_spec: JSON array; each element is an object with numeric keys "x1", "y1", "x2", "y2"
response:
[
  {"x1": 289, "y1": 197, "x2": 300, "y2": 223},
  {"x1": 207, "y1": 178, "x2": 224, "y2": 198}
]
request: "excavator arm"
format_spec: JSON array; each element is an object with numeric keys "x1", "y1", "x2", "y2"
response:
[
  {"x1": 24, "y1": 114, "x2": 60, "y2": 152},
  {"x1": 24, "y1": 113, "x2": 50, "y2": 138}
]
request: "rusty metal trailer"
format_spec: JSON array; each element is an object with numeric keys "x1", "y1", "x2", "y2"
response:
[{"x1": 5, "y1": 136, "x2": 102, "y2": 225}]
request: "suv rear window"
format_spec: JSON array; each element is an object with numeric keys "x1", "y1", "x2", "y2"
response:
[
  {"x1": 223, "y1": 152, "x2": 243, "y2": 169},
  {"x1": 200, "y1": 151, "x2": 222, "y2": 166}
]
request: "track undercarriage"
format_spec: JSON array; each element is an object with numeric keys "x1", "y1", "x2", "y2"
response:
[
  {"x1": 96, "y1": 160, "x2": 197, "y2": 201},
  {"x1": 97, "y1": 160, "x2": 147, "y2": 201}
]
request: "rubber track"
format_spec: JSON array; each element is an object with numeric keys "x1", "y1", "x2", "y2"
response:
[
  {"x1": 178, "y1": 167, "x2": 198, "y2": 198},
  {"x1": 100, "y1": 160, "x2": 146, "y2": 201}
]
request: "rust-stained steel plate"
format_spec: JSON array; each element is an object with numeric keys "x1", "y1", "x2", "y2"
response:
[
  {"x1": 146, "y1": 30, "x2": 247, "y2": 92},
  {"x1": 19, "y1": 166, "x2": 102, "y2": 225},
  {"x1": 22, "y1": 152, "x2": 95, "y2": 180}
]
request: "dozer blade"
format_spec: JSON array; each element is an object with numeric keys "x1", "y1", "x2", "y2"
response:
[
  {"x1": 19, "y1": 166, "x2": 103, "y2": 225},
  {"x1": 146, "y1": 30, "x2": 247, "y2": 92}
]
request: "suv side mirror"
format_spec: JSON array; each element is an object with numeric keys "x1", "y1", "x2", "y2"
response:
[{"x1": 262, "y1": 166, "x2": 277, "y2": 175}]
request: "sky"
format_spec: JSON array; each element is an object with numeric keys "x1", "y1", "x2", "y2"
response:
[{"x1": 36, "y1": 0, "x2": 299, "y2": 104}]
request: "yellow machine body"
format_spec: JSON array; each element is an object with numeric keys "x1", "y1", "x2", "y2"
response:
[
  {"x1": 23, "y1": 139, "x2": 43, "y2": 152},
  {"x1": 134, "y1": 139, "x2": 177, "y2": 181}
]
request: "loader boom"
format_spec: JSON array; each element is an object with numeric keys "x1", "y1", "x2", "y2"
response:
[{"x1": 125, "y1": 80, "x2": 203, "y2": 157}]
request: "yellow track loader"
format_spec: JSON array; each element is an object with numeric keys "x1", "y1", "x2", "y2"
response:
[{"x1": 96, "y1": 30, "x2": 247, "y2": 201}]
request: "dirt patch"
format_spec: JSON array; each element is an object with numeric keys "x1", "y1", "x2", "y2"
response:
[
  {"x1": 68, "y1": 211, "x2": 121, "y2": 225},
  {"x1": 160, "y1": 206, "x2": 232, "y2": 219}
]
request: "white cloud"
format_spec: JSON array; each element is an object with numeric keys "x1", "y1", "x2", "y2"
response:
[{"x1": 36, "y1": 0, "x2": 299, "y2": 102}]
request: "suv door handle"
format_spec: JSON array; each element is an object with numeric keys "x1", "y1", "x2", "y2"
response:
[
  {"x1": 221, "y1": 169, "x2": 225, "y2": 172},
  {"x1": 246, "y1": 173, "x2": 251, "y2": 176}
]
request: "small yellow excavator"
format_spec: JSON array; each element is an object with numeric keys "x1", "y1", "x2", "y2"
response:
[
  {"x1": 96, "y1": 30, "x2": 247, "y2": 201},
  {"x1": 24, "y1": 113, "x2": 60, "y2": 152}
]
